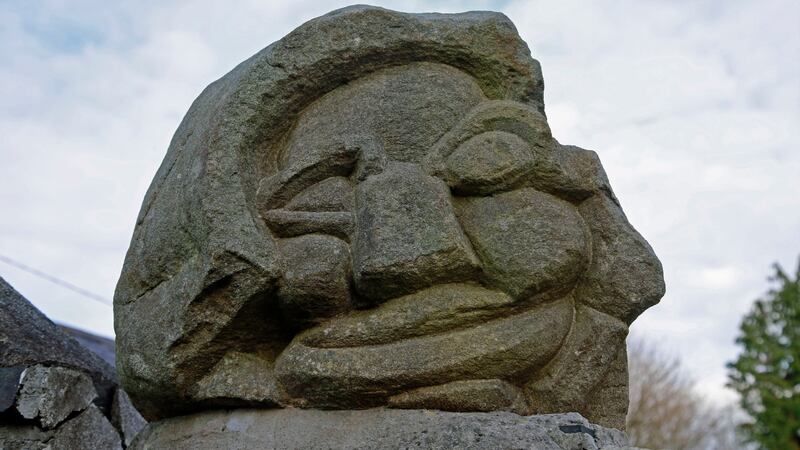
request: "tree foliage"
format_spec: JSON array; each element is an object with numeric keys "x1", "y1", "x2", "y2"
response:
[{"x1": 728, "y1": 258, "x2": 800, "y2": 450}]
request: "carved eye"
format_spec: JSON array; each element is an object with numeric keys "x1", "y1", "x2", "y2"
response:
[
  {"x1": 284, "y1": 177, "x2": 354, "y2": 212},
  {"x1": 261, "y1": 176, "x2": 355, "y2": 242},
  {"x1": 256, "y1": 135, "x2": 369, "y2": 243},
  {"x1": 424, "y1": 100, "x2": 552, "y2": 196},
  {"x1": 444, "y1": 131, "x2": 535, "y2": 195}
]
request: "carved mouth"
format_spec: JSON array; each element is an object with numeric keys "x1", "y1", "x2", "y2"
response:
[
  {"x1": 274, "y1": 284, "x2": 575, "y2": 408},
  {"x1": 300, "y1": 283, "x2": 556, "y2": 348}
]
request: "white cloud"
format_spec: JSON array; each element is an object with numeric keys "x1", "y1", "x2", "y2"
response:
[{"x1": 1, "y1": 0, "x2": 798, "y2": 407}]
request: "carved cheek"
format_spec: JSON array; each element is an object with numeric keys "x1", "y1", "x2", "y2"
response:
[
  {"x1": 277, "y1": 234, "x2": 353, "y2": 327},
  {"x1": 455, "y1": 188, "x2": 590, "y2": 301}
]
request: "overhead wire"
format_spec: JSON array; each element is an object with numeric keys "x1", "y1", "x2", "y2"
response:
[{"x1": 0, "y1": 252, "x2": 113, "y2": 306}]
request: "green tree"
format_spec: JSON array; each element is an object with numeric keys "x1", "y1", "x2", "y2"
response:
[{"x1": 728, "y1": 258, "x2": 800, "y2": 450}]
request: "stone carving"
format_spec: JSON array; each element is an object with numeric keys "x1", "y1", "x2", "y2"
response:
[{"x1": 114, "y1": 5, "x2": 664, "y2": 430}]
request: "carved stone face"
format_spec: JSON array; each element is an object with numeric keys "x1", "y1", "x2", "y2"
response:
[
  {"x1": 114, "y1": 6, "x2": 664, "y2": 430},
  {"x1": 253, "y1": 62, "x2": 660, "y2": 417}
]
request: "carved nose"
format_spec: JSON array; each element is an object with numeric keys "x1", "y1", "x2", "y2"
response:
[{"x1": 352, "y1": 162, "x2": 480, "y2": 303}]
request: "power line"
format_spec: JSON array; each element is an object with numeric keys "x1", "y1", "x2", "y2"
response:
[{"x1": 0, "y1": 253, "x2": 113, "y2": 307}]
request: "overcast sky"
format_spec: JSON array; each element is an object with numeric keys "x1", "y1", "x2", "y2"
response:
[{"x1": 1, "y1": 0, "x2": 798, "y2": 406}]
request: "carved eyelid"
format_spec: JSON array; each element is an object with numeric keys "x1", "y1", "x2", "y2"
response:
[
  {"x1": 256, "y1": 133, "x2": 384, "y2": 243},
  {"x1": 443, "y1": 131, "x2": 537, "y2": 196},
  {"x1": 423, "y1": 100, "x2": 552, "y2": 196},
  {"x1": 284, "y1": 177, "x2": 355, "y2": 212},
  {"x1": 256, "y1": 148, "x2": 358, "y2": 212},
  {"x1": 260, "y1": 176, "x2": 356, "y2": 241},
  {"x1": 424, "y1": 100, "x2": 552, "y2": 171},
  {"x1": 256, "y1": 133, "x2": 385, "y2": 212}
]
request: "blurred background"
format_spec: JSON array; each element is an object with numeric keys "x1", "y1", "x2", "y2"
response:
[{"x1": 1, "y1": 1, "x2": 798, "y2": 447}]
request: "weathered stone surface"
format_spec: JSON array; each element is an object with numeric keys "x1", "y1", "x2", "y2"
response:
[
  {"x1": 49, "y1": 404, "x2": 122, "y2": 450},
  {"x1": 299, "y1": 283, "x2": 516, "y2": 348},
  {"x1": 192, "y1": 351, "x2": 282, "y2": 408},
  {"x1": 284, "y1": 176, "x2": 354, "y2": 212},
  {"x1": 277, "y1": 234, "x2": 352, "y2": 323},
  {"x1": 0, "y1": 366, "x2": 24, "y2": 412},
  {"x1": 132, "y1": 409, "x2": 630, "y2": 450},
  {"x1": 388, "y1": 379, "x2": 528, "y2": 414},
  {"x1": 0, "y1": 406, "x2": 123, "y2": 450},
  {"x1": 0, "y1": 277, "x2": 117, "y2": 405},
  {"x1": 0, "y1": 424, "x2": 54, "y2": 450},
  {"x1": 263, "y1": 210, "x2": 354, "y2": 242},
  {"x1": 444, "y1": 130, "x2": 536, "y2": 195},
  {"x1": 275, "y1": 297, "x2": 573, "y2": 409},
  {"x1": 579, "y1": 346, "x2": 630, "y2": 431},
  {"x1": 575, "y1": 194, "x2": 666, "y2": 324},
  {"x1": 427, "y1": 100, "x2": 551, "y2": 192},
  {"x1": 112, "y1": 388, "x2": 147, "y2": 447},
  {"x1": 0, "y1": 278, "x2": 146, "y2": 447},
  {"x1": 352, "y1": 163, "x2": 480, "y2": 301},
  {"x1": 114, "y1": 4, "x2": 665, "y2": 428},
  {"x1": 283, "y1": 62, "x2": 486, "y2": 167},
  {"x1": 456, "y1": 188, "x2": 590, "y2": 300},
  {"x1": 526, "y1": 305, "x2": 630, "y2": 428},
  {"x1": 15, "y1": 365, "x2": 97, "y2": 429}
]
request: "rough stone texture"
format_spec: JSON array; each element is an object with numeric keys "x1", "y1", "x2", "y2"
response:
[
  {"x1": 49, "y1": 404, "x2": 122, "y2": 450},
  {"x1": 0, "y1": 277, "x2": 117, "y2": 405},
  {"x1": 192, "y1": 351, "x2": 281, "y2": 408},
  {"x1": 388, "y1": 379, "x2": 528, "y2": 414},
  {"x1": 114, "y1": 4, "x2": 665, "y2": 429},
  {"x1": 444, "y1": 130, "x2": 535, "y2": 195},
  {"x1": 15, "y1": 365, "x2": 97, "y2": 429},
  {"x1": 352, "y1": 163, "x2": 480, "y2": 301},
  {"x1": 263, "y1": 210, "x2": 354, "y2": 242},
  {"x1": 284, "y1": 177, "x2": 354, "y2": 213},
  {"x1": 276, "y1": 296, "x2": 573, "y2": 409},
  {"x1": 277, "y1": 234, "x2": 352, "y2": 324},
  {"x1": 526, "y1": 305, "x2": 631, "y2": 429},
  {"x1": 112, "y1": 389, "x2": 147, "y2": 447},
  {"x1": 0, "y1": 276, "x2": 146, "y2": 448},
  {"x1": 132, "y1": 409, "x2": 630, "y2": 450},
  {"x1": 455, "y1": 188, "x2": 590, "y2": 300},
  {"x1": 0, "y1": 424, "x2": 54, "y2": 450},
  {"x1": 0, "y1": 366, "x2": 24, "y2": 412}
]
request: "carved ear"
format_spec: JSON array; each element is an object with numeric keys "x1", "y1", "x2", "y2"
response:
[{"x1": 424, "y1": 100, "x2": 552, "y2": 178}]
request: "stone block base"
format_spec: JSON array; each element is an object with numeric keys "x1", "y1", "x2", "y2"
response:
[{"x1": 132, "y1": 408, "x2": 632, "y2": 449}]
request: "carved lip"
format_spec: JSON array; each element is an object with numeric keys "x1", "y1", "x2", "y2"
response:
[
  {"x1": 299, "y1": 283, "x2": 523, "y2": 348},
  {"x1": 275, "y1": 286, "x2": 575, "y2": 403}
]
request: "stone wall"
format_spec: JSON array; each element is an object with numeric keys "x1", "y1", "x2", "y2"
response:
[{"x1": 0, "y1": 277, "x2": 145, "y2": 449}]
